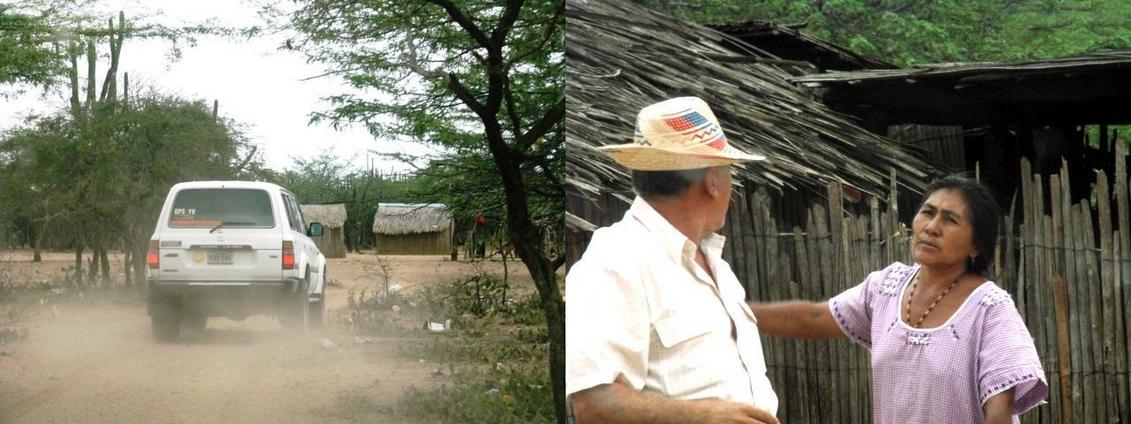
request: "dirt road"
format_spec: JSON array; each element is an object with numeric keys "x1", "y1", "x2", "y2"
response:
[{"x1": 0, "y1": 251, "x2": 530, "y2": 423}]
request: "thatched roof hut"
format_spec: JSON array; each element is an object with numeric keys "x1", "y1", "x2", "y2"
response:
[
  {"x1": 372, "y1": 203, "x2": 451, "y2": 235},
  {"x1": 566, "y1": 0, "x2": 940, "y2": 220},
  {"x1": 299, "y1": 203, "x2": 347, "y2": 228},
  {"x1": 300, "y1": 203, "x2": 348, "y2": 258},
  {"x1": 372, "y1": 203, "x2": 453, "y2": 255}
]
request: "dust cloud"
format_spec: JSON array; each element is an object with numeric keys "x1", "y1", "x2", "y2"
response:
[{"x1": 0, "y1": 253, "x2": 523, "y2": 423}]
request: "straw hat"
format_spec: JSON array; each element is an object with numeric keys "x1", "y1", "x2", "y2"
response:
[{"x1": 597, "y1": 97, "x2": 766, "y2": 171}]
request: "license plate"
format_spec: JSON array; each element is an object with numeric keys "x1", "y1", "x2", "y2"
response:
[{"x1": 207, "y1": 250, "x2": 233, "y2": 265}]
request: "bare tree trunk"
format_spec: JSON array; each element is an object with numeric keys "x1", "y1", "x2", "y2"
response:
[
  {"x1": 123, "y1": 249, "x2": 132, "y2": 287},
  {"x1": 129, "y1": 224, "x2": 149, "y2": 295},
  {"x1": 73, "y1": 230, "x2": 84, "y2": 287},
  {"x1": 500, "y1": 246, "x2": 509, "y2": 309},
  {"x1": 89, "y1": 242, "x2": 100, "y2": 281},
  {"x1": 132, "y1": 241, "x2": 147, "y2": 295},
  {"x1": 100, "y1": 246, "x2": 111, "y2": 285},
  {"x1": 32, "y1": 220, "x2": 47, "y2": 262}
]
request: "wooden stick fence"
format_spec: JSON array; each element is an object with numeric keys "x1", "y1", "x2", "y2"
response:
[{"x1": 725, "y1": 147, "x2": 1131, "y2": 423}]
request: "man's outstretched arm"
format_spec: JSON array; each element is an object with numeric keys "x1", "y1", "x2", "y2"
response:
[{"x1": 570, "y1": 377, "x2": 779, "y2": 424}]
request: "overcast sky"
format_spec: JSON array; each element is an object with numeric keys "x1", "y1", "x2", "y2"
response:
[{"x1": 0, "y1": 0, "x2": 432, "y2": 173}]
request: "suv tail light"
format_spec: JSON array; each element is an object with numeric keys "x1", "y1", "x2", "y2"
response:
[
  {"x1": 282, "y1": 241, "x2": 295, "y2": 269},
  {"x1": 147, "y1": 240, "x2": 160, "y2": 269}
]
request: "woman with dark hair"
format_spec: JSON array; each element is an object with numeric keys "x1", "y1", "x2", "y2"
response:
[{"x1": 751, "y1": 176, "x2": 1047, "y2": 424}]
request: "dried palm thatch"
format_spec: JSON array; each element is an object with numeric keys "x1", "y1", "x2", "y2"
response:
[
  {"x1": 300, "y1": 203, "x2": 347, "y2": 228},
  {"x1": 372, "y1": 203, "x2": 452, "y2": 235},
  {"x1": 566, "y1": 0, "x2": 938, "y2": 206},
  {"x1": 709, "y1": 20, "x2": 895, "y2": 72}
]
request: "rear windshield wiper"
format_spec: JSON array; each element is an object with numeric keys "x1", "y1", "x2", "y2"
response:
[{"x1": 210, "y1": 221, "x2": 257, "y2": 233}]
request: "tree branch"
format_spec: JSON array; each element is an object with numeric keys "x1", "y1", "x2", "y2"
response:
[
  {"x1": 490, "y1": 0, "x2": 526, "y2": 49},
  {"x1": 507, "y1": 6, "x2": 562, "y2": 67},
  {"x1": 445, "y1": 72, "x2": 489, "y2": 123},
  {"x1": 299, "y1": 66, "x2": 365, "y2": 81},
  {"x1": 516, "y1": 96, "x2": 564, "y2": 150},
  {"x1": 233, "y1": 145, "x2": 258, "y2": 174},
  {"x1": 422, "y1": 0, "x2": 492, "y2": 50}
]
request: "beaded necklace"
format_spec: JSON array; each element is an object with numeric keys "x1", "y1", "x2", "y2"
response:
[{"x1": 904, "y1": 272, "x2": 964, "y2": 328}]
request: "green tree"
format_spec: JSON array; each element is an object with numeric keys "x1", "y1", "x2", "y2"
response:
[
  {"x1": 0, "y1": 3, "x2": 64, "y2": 89},
  {"x1": 635, "y1": 0, "x2": 1131, "y2": 66},
  {"x1": 0, "y1": 93, "x2": 258, "y2": 285},
  {"x1": 284, "y1": 0, "x2": 565, "y2": 419},
  {"x1": 109, "y1": 95, "x2": 259, "y2": 285}
]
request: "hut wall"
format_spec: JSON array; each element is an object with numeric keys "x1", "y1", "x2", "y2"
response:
[
  {"x1": 887, "y1": 125, "x2": 965, "y2": 173},
  {"x1": 375, "y1": 228, "x2": 452, "y2": 255},
  {"x1": 313, "y1": 227, "x2": 347, "y2": 258}
]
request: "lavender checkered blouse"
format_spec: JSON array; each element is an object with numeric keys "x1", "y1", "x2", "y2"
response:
[{"x1": 829, "y1": 262, "x2": 1048, "y2": 424}]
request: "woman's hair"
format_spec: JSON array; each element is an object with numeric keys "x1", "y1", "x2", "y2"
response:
[{"x1": 919, "y1": 176, "x2": 1001, "y2": 275}]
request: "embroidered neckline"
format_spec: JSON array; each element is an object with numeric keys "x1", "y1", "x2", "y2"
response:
[{"x1": 894, "y1": 265, "x2": 992, "y2": 333}]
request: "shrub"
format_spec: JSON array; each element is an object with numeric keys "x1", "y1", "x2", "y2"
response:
[{"x1": 397, "y1": 367, "x2": 553, "y2": 424}]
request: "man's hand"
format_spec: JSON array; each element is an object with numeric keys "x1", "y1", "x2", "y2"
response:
[
  {"x1": 571, "y1": 380, "x2": 780, "y2": 424},
  {"x1": 688, "y1": 398, "x2": 780, "y2": 424}
]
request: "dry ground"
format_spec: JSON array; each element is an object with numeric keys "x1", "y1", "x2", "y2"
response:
[{"x1": 0, "y1": 249, "x2": 533, "y2": 423}]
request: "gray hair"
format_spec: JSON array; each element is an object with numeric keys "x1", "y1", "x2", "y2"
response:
[{"x1": 631, "y1": 168, "x2": 710, "y2": 199}]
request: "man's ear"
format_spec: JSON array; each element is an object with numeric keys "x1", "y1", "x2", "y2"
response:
[{"x1": 703, "y1": 167, "x2": 722, "y2": 199}]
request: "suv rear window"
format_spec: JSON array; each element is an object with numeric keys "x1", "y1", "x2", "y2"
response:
[{"x1": 168, "y1": 188, "x2": 275, "y2": 228}]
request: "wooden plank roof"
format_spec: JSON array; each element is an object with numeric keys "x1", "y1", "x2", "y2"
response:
[{"x1": 791, "y1": 51, "x2": 1131, "y2": 125}]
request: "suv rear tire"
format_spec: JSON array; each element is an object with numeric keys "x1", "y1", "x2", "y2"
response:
[
  {"x1": 152, "y1": 315, "x2": 181, "y2": 341},
  {"x1": 280, "y1": 274, "x2": 310, "y2": 333},
  {"x1": 309, "y1": 268, "x2": 325, "y2": 330},
  {"x1": 184, "y1": 312, "x2": 207, "y2": 333}
]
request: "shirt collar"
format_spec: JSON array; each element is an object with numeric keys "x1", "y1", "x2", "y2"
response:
[{"x1": 628, "y1": 197, "x2": 727, "y2": 263}]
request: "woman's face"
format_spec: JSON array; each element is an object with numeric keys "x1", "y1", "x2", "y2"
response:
[{"x1": 912, "y1": 188, "x2": 978, "y2": 269}]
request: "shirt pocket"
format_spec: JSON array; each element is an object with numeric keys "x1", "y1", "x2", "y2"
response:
[{"x1": 653, "y1": 312, "x2": 714, "y2": 348}]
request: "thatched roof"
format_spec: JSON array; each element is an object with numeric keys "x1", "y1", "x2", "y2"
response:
[
  {"x1": 792, "y1": 50, "x2": 1131, "y2": 125},
  {"x1": 566, "y1": 0, "x2": 938, "y2": 210},
  {"x1": 300, "y1": 203, "x2": 347, "y2": 228},
  {"x1": 372, "y1": 203, "x2": 451, "y2": 235},
  {"x1": 709, "y1": 20, "x2": 894, "y2": 72}
]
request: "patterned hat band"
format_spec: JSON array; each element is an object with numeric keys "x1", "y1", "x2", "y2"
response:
[{"x1": 600, "y1": 97, "x2": 764, "y2": 171}]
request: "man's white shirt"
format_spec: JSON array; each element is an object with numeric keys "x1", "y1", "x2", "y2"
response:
[{"x1": 566, "y1": 197, "x2": 779, "y2": 415}]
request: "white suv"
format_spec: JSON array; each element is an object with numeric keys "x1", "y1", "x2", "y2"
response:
[{"x1": 146, "y1": 181, "x2": 327, "y2": 340}]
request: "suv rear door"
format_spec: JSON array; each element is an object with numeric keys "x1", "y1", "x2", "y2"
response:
[
  {"x1": 281, "y1": 192, "x2": 319, "y2": 285},
  {"x1": 155, "y1": 187, "x2": 283, "y2": 282}
]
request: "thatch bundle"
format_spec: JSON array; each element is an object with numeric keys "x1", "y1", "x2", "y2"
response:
[
  {"x1": 566, "y1": 0, "x2": 938, "y2": 205},
  {"x1": 372, "y1": 203, "x2": 452, "y2": 235},
  {"x1": 300, "y1": 203, "x2": 347, "y2": 228}
]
